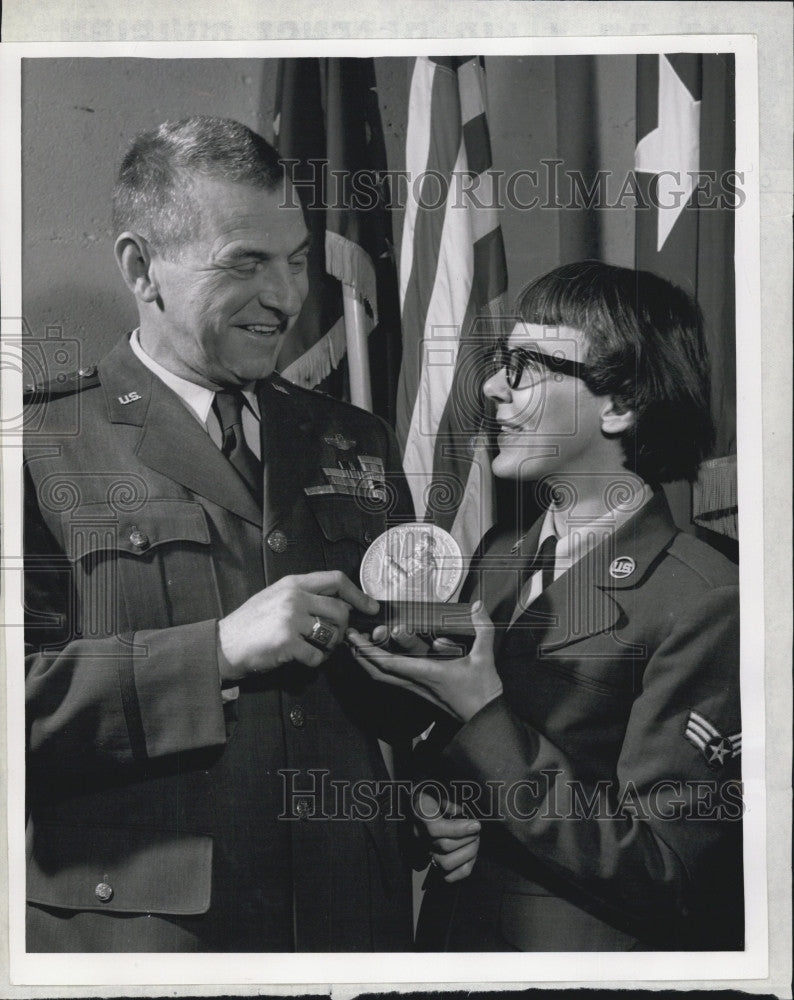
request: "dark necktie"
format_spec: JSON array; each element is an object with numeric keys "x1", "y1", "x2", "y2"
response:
[
  {"x1": 535, "y1": 533, "x2": 558, "y2": 591},
  {"x1": 212, "y1": 389, "x2": 262, "y2": 503}
]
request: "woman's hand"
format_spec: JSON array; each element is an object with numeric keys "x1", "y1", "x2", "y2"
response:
[
  {"x1": 415, "y1": 790, "x2": 481, "y2": 883},
  {"x1": 346, "y1": 601, "x2": 503, "y2": 723}
]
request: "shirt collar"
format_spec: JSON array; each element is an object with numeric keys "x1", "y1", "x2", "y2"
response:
[
  {"x1": 549, "y1": 483, "x2": 654, "y2": 573},
  {"x1": 129, "y1": 329, "x2": 259, "y2": 425}
]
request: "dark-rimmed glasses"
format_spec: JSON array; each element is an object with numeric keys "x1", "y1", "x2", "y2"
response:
[{"x1": 494, "y1": 337, "x2": 590, "y2": 390}]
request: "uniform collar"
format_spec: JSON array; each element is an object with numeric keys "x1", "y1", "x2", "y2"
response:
[
  {"x1": 129, "y1": 329, "x2": 259, "y2": 425},
  {"x1": 98, "y1": 334, "x2": 262, "y2": 526}
]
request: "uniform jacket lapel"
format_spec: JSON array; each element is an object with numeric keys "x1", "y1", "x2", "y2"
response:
[
  {"x1": 257, "y1": 375, "x2": 318, "y2": 535},
  {"x1": 463, "y1": 517, "x2": 555, "y2": 657},
  {"x1": 509, "y1": 491, "x2": 678, "y2": 655},
  {"x1": 99, "y1": 336, "x2": 262, "y2": 527}
]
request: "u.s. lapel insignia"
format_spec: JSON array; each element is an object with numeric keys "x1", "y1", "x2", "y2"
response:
[
  {"x1": 684, "y1": 710, "x2": 742, "y2": 769},
  {"x1": 609, "y1": 556, "x2": 635, "y2": 579},
  {"x1": 118, "y1": 391, "x2": 141, "y2": 405}
]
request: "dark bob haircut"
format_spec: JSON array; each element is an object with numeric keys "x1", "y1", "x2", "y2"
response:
[
  {"x1": 112, "y1": 116, "x2": 284, "y2": 257},
  {"x1": 514, "y1": 261, "x2": 715, "y2": 483}
]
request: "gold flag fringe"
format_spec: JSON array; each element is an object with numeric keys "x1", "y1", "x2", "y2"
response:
[
  {"x1": 280, "y1": 317, "x2": 347, "y2": 389},
  {"x1": 325, "y1": 231, "x2": 378, "y2": 324},
  {"x1": 692, "y1": 454, "x2": 738, "y2": 540}
]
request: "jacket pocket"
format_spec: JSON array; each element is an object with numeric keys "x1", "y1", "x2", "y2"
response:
[
  {"x1": 27, "y1": 822, "x2": 213, "y2": 916},
  {"x1": 61, "y1": 499, "x2": 221, "y2": 631},
  {"x1": 305, "y1": 492, "x2": 385, "y2": 544},
  {"x1": 305, "y1": 493, "x2": 386, "y2": 580}
]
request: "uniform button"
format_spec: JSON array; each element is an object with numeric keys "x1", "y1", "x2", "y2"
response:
[
  {"x1": 289, "y1": 705, "x2": 306, "y2": 729},
  {"x1": 94, "y1": 881, "x2": 114, "y2": 903},
  {"x1": 363, "y1": 529, "x2": 373, "y2": 545},
  {"x1": 267, "y1": 529, "x2": 289, "y2": 553},
  {"x1": 78, "y1": 365, "x2": 97, "y2": 378},
  {"x1": 129, "y1": 527, "x2": 149, "y2": 549},
  {"x1": 295, "y1": 797, "x2": 311, "y2": 819}
]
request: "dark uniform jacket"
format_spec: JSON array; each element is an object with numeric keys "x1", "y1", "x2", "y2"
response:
[
  {"x1": 416, "y1": 492, "x2": 743, "y2": 952},
  {"x1": 24, "y1": 334, "x2": 418, "y2": 953}
]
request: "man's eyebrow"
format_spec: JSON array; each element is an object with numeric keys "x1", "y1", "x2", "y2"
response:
[
  {"x1": 291, "y1": 234, "x2": 312, "y2": 255},
  {"x1": 223, "y1": 234, "x2": 312, "y2": 262}
]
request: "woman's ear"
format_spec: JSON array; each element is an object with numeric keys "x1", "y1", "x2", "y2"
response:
[
  {"x1": 600, "y1": 398, "x2": 635, "y2": 435},
  {"x1": 114, "y1": 233, "x2": 159, "y2": 303}
]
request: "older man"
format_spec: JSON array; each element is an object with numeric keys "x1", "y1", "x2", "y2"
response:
[{"x1": 24, "y1": 116, "x2": 418, "y2": 952}]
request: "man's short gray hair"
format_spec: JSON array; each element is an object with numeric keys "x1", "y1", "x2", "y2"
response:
[{"x1": 112, "y1": 116, "x2": 285, "y2": 256}]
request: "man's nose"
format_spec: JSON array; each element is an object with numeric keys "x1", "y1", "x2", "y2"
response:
[
  {"x1": 483, "y1": 367, "x2": 511, "y2": 403},
  {"x1": 258, "y1": 262, "x2": 305, "y2": 317}
]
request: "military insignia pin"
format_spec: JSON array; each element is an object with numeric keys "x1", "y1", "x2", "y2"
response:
[
  {"x1": 324, "y1": 432, "x2": 356, "y2": 451},
  {"x1": 608, "y1": 556, "x2": 636, "y2": 579},
  {"x1": 684, "y1": 710, "x2": 741, "y2": 768}
]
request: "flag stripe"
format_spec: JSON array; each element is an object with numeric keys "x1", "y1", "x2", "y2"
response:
[
  {"x1": 398, "y1": 54, "x2": 507, "y2": 558},
  {"x1": 463, "y1": 114, "x2": 491, "y2": 175},
  {"x1": 397, "y1": 59, "x2": 464, "y2": 449}
]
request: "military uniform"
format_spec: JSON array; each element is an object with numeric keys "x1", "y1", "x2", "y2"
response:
[
  {"x1": 416, "y1": 492, "x2": 743, "y2": 951},
  {"x1": 24, "y1": 334, "x2": 419, "y2": 952}
]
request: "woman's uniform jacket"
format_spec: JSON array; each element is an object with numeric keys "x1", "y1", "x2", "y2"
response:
[
  {"x1": 417, "y1": 491, "x2": 743, "y2": 952},
  {"x1": 24, "y1": 334, "x2": 419, "y2": 953}
]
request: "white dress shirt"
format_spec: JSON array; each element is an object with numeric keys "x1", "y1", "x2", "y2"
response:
[
  {"x1": 512, "y1": 484, "x2": 653, "y2": 621},
  {"x1": 129, "y1": 329, "x2": 261, "y2": 457}
]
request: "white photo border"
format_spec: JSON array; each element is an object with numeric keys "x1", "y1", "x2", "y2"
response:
[{"x1": 0, "y1": 31, "x2": 771, "y2": 991}]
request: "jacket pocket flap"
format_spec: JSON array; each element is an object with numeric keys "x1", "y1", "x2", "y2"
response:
[
  {"x1": 63, "y1": 500, "x2": 211, "y2": 561},
  {"x1": 306, "y1": 492, "x2": 381, "y2": 544},
  {"x1": 27, "y1": 823, "x2": 213, "y2": 916}
]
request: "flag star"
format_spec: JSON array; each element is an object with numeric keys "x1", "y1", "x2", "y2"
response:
[{"x1": 635, "y1": 55, "x2": 701, "y2": 251}]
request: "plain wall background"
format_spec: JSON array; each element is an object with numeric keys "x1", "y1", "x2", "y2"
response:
[{"x1": 21, "y1": 55, "x2": 636, "y2": 366}]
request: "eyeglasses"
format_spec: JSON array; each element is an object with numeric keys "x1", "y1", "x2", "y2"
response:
[{"x1": 494, "y1": 337, "x2": 590, "y2": 390}]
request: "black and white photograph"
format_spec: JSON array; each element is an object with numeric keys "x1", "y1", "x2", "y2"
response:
[{"x1": 0, "y1": 7, "x2": 789, "y2": 994}]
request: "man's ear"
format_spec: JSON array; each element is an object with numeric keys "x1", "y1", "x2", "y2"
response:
[
  {"x1": 600, "y1": 398, "x2": 635, "y2": 435},
  {"x1": 114, "y1": 232, "x2": 160, "y2": 303}
]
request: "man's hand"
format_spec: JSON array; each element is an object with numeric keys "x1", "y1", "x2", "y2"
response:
[
  {"x1": 415, "y1": 790, "x2": 480, "y2": 883},
  {"x1": 346, "y1": 602, "x2": 503, "y2": 722},
  {"x1": 218, "y1": 571, "x2": 378, "y2": 683}
]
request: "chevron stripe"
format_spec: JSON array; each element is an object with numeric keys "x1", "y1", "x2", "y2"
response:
[{"x1": 688, "y1": 709, "x2": 721, "y2": 738}]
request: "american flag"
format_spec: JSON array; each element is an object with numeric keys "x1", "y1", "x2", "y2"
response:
[
  {"x1": 635, "y1": 53, "x2": 738, "y2": 541},
  {"x1": 274, "y1": 57, "x2": 402, "y2": 421},
  {"x1": 396, "y1": 56, "x2": 508, "y2": 562}
]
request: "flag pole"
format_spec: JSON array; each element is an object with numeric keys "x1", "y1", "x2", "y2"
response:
[{"x1": 343, "y1": 284, "x2": 373, "y2": 412}]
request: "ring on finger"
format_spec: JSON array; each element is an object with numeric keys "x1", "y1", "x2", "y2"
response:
[
  {"x1": 305, "y1": 616, "x2": 338, "y2": 652},
  {"x1": 429, "y1": 854, "x2": 439, "y2": 869}
]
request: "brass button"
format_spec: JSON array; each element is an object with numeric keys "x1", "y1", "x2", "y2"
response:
[
  {"x1": 295, "y1": 797, "x2": 311, "y2": 819},
  {"x1": 267, "y1": 529, "x2": 289, "y2": 553},
  {"x1": 129, "y1": 527, "x2": 149, "y2": 549},
  {"x1": 289, "y1": 705, "x2": 306, "y2": 729},
  {"x1": 78, "y1": 365, "x2": 97, "y2": 378},
  {"x1": 94, "y1": 881, "x2": 114, "y2": 903}
]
